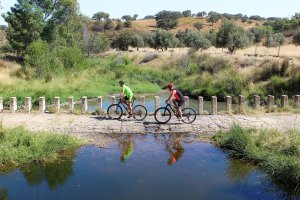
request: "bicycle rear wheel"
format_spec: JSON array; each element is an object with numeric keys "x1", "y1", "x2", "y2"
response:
[
  {"x1": 181, "y1": 108, "x2": 196, "y2": 124},
  {"x1": 154, "y1": 107, "x2": 171, "y2": 124},
  {"x1": 107, "y1": 104, "x2": 123, "y2": 119},
  {"x1": 132, "y1": 105, "x2": 148, "y2": 121}
]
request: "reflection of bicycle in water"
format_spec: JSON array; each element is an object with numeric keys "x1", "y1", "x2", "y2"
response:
[{"x1": 116, "y1": 134, "x2": 134, "y2": 162}]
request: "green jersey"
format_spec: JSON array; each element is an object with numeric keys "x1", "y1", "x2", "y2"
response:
[{"x1": 123, "y1": 85, "x2": 133, "y2": 98}]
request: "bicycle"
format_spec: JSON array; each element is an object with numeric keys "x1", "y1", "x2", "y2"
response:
[
  {"x1": 154, "y1": 101, "x2": 197, "y2": 124},
  {"x1": 107, "y1": 97, "x2": 147, "y2": 121}
]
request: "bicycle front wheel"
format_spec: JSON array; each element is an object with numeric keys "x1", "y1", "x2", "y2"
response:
[
  {"x1": 132, "y1": 105, "x2": 148, "y2": 121},
  {"x1": 154, "y1": 107, "x2": 171, "y2": 124},
  {"x1": 107, "y1": 104, "x2": 123, "y2": 119},
  {"x1": 181, "y1": 108, "x2": 196, "y2": 124}
]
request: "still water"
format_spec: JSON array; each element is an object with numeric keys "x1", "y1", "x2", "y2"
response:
[{"x1": 0, "y1": 134, "x2": 298, "y2": 200}]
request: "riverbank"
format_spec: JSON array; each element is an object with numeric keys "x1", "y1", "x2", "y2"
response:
[
  {"x1": 213, "y1": 125, "x2": 300, "y2": 192},
  {"x1": 0, "y1": 127, "x2": 82, "y2": 170}
]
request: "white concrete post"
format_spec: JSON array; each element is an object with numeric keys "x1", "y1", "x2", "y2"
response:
[
  {"x1": 111, "y1": 96, "x2": 116, "y2": 104},
  {"x1": 238, "y1": 95, "x2": 246, "y2": 112},
  {"x1": 184, "y1": 96, "x2": 189, "y2": 109},
  {"x1": 97, "y1": 96, "x2": 103, "y2": 109},
  {"x1": 225, "y1": 96, "x2": 232, "y2": 113},
  {"x1": 281, "y1": 95, "x2": 288, "y2": 108},
  {"x1": 254, "y1": 95, "x2": 260, "y2": 109},
  {"x1": 54, "y1": 97, "x2": 60, "y2": 113},
  {"x1": 68, "y1": 96, "x2": 74, "y2": 113},
  {"x1": 82, "y1": 96, "x2": 88, "y2": 114},
  {"x1": 39, "y1": 97, "x2": 46, "y2": 113},
  {"x1": 198, "y1": 96, "x2": 203, "y2": 115},
  {"x1": 211, "y1": 96, "x2": 217, "y2": 115},
  {"x1": 24, "y1": 97, "x2": 32, "y2": 113},
  {"x1": 10, "y1": 97, "x2": 17, "y2": 113},
  {"x1": 267, "y1": 95, "x2": 275, "y2": 109}
]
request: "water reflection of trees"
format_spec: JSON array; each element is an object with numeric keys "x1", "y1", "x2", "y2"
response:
[
  {"x1": 226, "y1": 159, "x2": 255, "y2": 183},
  {"x1": 21, "y1": 153, "x2": 75, "y2": 190},
  {"x1": 0, "y1": 188, "x2": 8, "y2": 200},
  {"x1": 226, "y1": 158, "x2": 300, "y2": 200}
]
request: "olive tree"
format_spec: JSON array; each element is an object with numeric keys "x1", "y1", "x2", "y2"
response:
[
  {"x1": 217, "y1": 20, "x2": 253, "y2": 54},
  {"x1": 193, "y1": 22, "x2": 203, "y2": 31},
  {"x1": 155, "y1": 10, "x2": 181, "y2": 30},
  {"x1": 265, "y1": 33, "x2": 285, "y2": 57}
]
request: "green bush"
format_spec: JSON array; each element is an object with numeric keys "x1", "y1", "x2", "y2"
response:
[{"x1": 214, "y1": 126, "x2": 300, "y2": 191}]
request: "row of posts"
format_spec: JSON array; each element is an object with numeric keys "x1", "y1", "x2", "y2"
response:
[{"x1": 0, "y1": 95, "x2": 300, "y2": 114}]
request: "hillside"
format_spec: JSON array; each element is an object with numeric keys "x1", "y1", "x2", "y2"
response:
[{"x1": 130, "y1": 17, "x2": 263, "y2": 33}]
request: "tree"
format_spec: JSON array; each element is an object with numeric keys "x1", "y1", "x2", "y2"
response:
[
  {"x1": 122, "y1": 15, "x2": 133, "y2": 21},
  {"x1": 144, "y1": 15, "x2": 155, "y2": 20},
  {"x1": 124, "y1": 20, "x2": 132, "y2": 27},
  {"x1": 144, "y1": 29, "x2": 178, "y2": 51},
  {"x1": 131, "y1": 34, "x2": 144, "y2": 51},
  {"x1": 133, "y1": 14, "x2": 138, "y2": 20},
  {"x1": 293, "y1": 13, "x2": 300, "y2": 19},
  {"x1": 196, "y1": 11, "x2": 207, "y2": 18},
  {"x1": 265, "y1": 33, "x2": 285, "y2": 56},
  {"x1": 251, "y1": 26, "x2": 273, "y2": 55},
  {"x1": 293, "y1": 29, "x2": 300, "y2": 45},
  {"x1": 177, "y1": 29, "x2": 211, "y2": 50},
  {"x1": 104, "y1": 18, "x2": 114, "y2": 30},
  {"x1": 193, "y1": 22, "x2": 203, "y2": 31},
  {"x1": 3, "y1": 0, "x2": 45, "y2": 56},
  {"x1": 207, "y1": 14, "x2": 221, "y2": 26},
  {"x1": 115, "y1": 19, "x2": 123, "y2": 30},
  {"x1": 112, "y1": 31, "x2": 134, "y2": 51},
  {"x1": 217, "y1": 20, "x2": 253, "y2": 54},
  {"x1": 92, "y1": 12, "x2": 110, "y2": 21},
  {"x1": 182, "y1": 10, "x2": 191, "y2": 17},
  {"x1": 155, "y1": 10, "x2": 181, "y2": 30},
  {"x1": 206, "y1": 29, "x2": 217, "y2": 46}
]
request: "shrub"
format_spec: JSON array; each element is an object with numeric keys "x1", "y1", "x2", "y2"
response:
[
  {"x1": 293, "y1": 29, "x2": 300, "y2": 45},
  {"x1": 140, "y1": 53, "x2": 159, "y2": 63}
]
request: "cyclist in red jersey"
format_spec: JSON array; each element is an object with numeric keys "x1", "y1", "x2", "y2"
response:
[{"x1": 166, "y1": 83, "x2": 185, "y2": 120}]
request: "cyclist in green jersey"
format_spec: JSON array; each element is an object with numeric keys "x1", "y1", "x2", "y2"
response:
[{"x1": 119, "y1": 80, "x2": 134, "y2": 118}]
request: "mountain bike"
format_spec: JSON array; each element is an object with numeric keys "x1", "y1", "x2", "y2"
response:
[
  {"x1": 107, "y1": 97, "x2": 147, "y2": 121},
  {"x1": 154, "y1": 101, "x2": 196, "y2": 124}
]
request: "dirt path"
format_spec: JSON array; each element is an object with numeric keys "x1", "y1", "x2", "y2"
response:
[
  {"x1": 2, "y1": 113, "x2": 299, "y2": 147},
  {"x1": 2, "y1": 113, "x2": 299, "y2": 134}
]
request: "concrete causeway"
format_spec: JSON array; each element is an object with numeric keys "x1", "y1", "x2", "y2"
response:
[{"x1": 1, "y1": 113, "x2": 299, "y2": 135}]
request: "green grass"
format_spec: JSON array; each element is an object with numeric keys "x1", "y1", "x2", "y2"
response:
[
  {"x1": 0, "y1": 127, "x2": 82, "y2": 170},
  {"x1": 213, "y1": 125, "x2": 300, "y2": 192}
]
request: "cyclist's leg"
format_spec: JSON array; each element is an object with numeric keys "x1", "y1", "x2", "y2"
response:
[
  {"x1": 128, "y1": 95, "x2": 133, "y2": 115},
  {"x1": 178, "y1": 99, "x2": 184, "y2": 119}
]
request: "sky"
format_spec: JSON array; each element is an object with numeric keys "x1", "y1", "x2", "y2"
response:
[{"x1": 0, "y1": 0, "x2": 299, "y2": 25}]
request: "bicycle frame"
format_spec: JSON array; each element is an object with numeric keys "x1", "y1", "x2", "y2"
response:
[{"x1": 115, "y1": 98, "x2": 135, "y2": 113}]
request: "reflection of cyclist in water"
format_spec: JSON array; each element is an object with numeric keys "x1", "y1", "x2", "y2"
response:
[
  {"x1": 164, "y1": 135, "x2": 184, "y2": 166},
  {"x1": 117, "y1": 134, "x2": 134, "y2": 162}
]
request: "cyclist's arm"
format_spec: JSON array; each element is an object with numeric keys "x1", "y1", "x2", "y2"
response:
[
  {"x1": 167, "y1": 90, "x2": 176, "y2": 102},
  {"x1": 121, "y1": 86, "x2": 125, "y2": 97}
]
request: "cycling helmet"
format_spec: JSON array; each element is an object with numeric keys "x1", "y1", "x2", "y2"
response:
[{"x1": 119, "y1": 80, "x2": 125, "y2": 84}]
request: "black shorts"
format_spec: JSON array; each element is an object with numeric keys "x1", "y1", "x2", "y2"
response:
[
  {"x1": 124, "y1": 96, "x2": 133, "y2": 103},
  {"x1": 176, "y1": 99, "x2": 185, "y2": 107}
]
